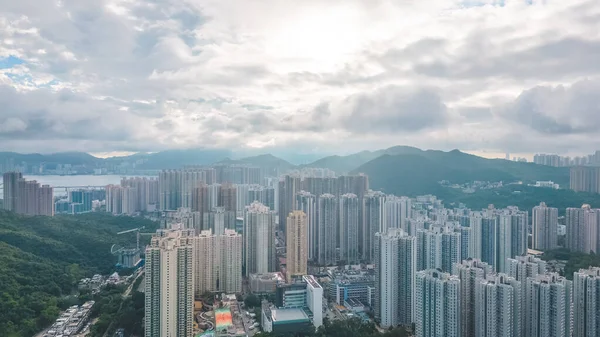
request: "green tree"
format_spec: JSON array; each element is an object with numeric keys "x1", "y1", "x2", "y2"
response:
[{"x1": 244, "y1": 294, "x2": 261, "y2": 308}]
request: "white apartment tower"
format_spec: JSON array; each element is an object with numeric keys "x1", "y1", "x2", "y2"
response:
[
  {"x1": 339, "y1": 193, "x2": 360, "y2": 264},
  {"x1": 194, "y1": 229, "x2": 218, "y2": 295},
  {"x1": 296, "y1": 191, "x2": 317, "y2": 261},
  {"x1": 573, "y1": 267, "x2": 600, "y2": 337},
  {"x1": 145, "y1": 230, "x2": 195, "y2": 337},
  {"x1": 525, "y1": 273, "x2": 572, "y2": 337},
  {"x1": 415, "y1": 269, "x2": 461, "y2": 337},
  {"x1": 219, "y1": 229, "x2": 242, "y2": 293},
  {"x1": 286, "y1": 210, "x2": 308, "y2": 281},
  {"x1": 375, "y1": 228, "x2": 417, "y2": 328},
  {"x1": 317, "y1": 194, "x2": 337, "y2": 266},
  {"x1": 532, "y1": 202, "x2": 558, "y2": 251},
  {"x1": 363, "y1": 191, "x2": 386, "y2": 262},
  {"x1": 243, "y1": 201, "x2": 276, "y2": 276},
  {"x1": 566, "y1": 205, "x2": 600, "y2": 254},
  {"x1": 384, "y1": 195, "x2": 412, "y2": 231},
  {"x1": 452, "y1": 259, "x2": 493, "y2": 337},
  {"x1": 475, "y1": 273, "x2": 522, "y2": 337},
  {"x1": 417, "y1": 225, "x2": 461, "y2": 273}
]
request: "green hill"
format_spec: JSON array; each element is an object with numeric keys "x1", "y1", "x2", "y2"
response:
[
  {"x1": 0, "y1": 212, "x2": 159, "y2": 336},
  {"x1": 352, "y1": 150, "x2": 570, "y2": 196},
  {"x1": 303, "y1": 145, "x2": 423, "y2": 173}
]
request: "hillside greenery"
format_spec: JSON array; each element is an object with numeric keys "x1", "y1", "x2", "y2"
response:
[
  {"x1": 354, "y1": 150, "x2": 570, "y2": 196},
  {"x1": 437, "y1": 185, "x2": 600, "y2": 215},
  {"x1": 0, "y1": 211, "x2": 159, "y2": 336},
  {"x1": 541, "y1": 248, "x2": 600, "y2": 280}
]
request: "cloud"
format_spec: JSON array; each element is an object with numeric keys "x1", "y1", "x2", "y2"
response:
[
  {"x1": 497, "y1": 79, "x2": 600, "y2": 135},
  {"x1": 333, "y1": 86, "x2": 448, "y2": 133},
  {"x1": 0, "y1": 0, "x2": 598, "y2": 156}
]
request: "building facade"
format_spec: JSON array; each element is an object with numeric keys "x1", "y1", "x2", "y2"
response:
[
  {"x1": 415, "y1": 269, "x2": 461, "y2": 337},
  {"x1": 375, "y1": 229, "x2": 417, "y2": 328},
  {"x1": 145, "y1": 230, "x2": 195, "y2": 337},
  {"x1": 286, "y1": 210, "x2": 308, "y2": 281},
  {"x1": 532, "y1": 202, "x2": 558, "y2": 251},
  {"x1": 244, "y1": 201, "x2": 276, "y2": 276}
]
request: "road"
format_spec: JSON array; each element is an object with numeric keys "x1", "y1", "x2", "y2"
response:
[{"x1": 123, "y1": 269, "x2": 144, "y2": 298}]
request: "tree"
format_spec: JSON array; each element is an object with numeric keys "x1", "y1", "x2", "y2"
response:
[{"x1": 244, "y1": 294, "x2": 261, "y2": 308}]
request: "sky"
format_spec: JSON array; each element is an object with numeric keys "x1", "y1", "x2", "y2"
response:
[{"x1": 1, "y1": 0, "x2": 599, "y2": 158}]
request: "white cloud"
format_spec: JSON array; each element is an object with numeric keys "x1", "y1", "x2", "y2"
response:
[{"x1": 0, "y1": 0, "x2": 598, "y2": 155}]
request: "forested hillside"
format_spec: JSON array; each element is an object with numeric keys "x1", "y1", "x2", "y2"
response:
[{"x1": 0, "y1": 212, "x2": 158, "y2": 336}]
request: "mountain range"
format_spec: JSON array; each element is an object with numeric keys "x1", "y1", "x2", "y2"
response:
[{"x1": 0, "y1": 146, "x2": 570, "y2": 196}]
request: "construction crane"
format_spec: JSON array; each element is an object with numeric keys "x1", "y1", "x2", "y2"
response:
[{"x1": 117, "y1": 226, "x2": 146, "y2": 251}]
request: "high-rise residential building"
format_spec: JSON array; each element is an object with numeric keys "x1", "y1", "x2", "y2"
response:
[
  {"x1": 106, "y1": 185, "x2": 137, "y2": 215},
  {"x1": 532, "y1": 202, "x2": 558, "y2": 251},
  {"x1": 144, "y1": 230, "x2": 194, "y2": 337},
  {"x1": 236, "y1": 184, "x2": 251, "y2": 215},
  {"x1": 6, "y1": 174, "x2": 54, "y2": 216},
  {"x1": 243, "y1": 201, "x2": 276, "y2": 276},
  {"x1": 248, "y1": 185, "x2": 276, "y2": 213},
  {"x1": 317, "y1": 194, "x2": 337, "y2": 266},
  {"x1": 302, "y1": 177, "x2": 337, "y2": 199},
  {"x1": 203, "y1": 207, "x2": 236, "y2": 235},
  {"x1": 375, "y1": 229, "x2": 417, "y2": 328},
  {"x1": 415, "y1": 269, "x2": 461, "y2": 337},
  {"x1": 286, "y1": 210, "x2": 308, "y2": 281},
  {"x1": 459, "y1": 226, "x2": 472, "y2": 262},
  {"x1": 525, "y1": 273, "x2": 572, "y2": 337},
  {"x1": 384, "y1": 195, "x2": 412, "y2": 232},
  {"x1": 278, "y1": 175, "x2": 302, "y2": 234},
  {"x1": 417, "y1": 225, "x2": 461, "y2": 273},
  {"x1": 192, "y1": 183, "x2": 210, "y2": 230},
  {"x1": 452, "y1": 259, "x2": 493, "y2": 337},
  {"x1": 570, "y1": 166, "x2": 600, "y2": 194},
  {"x1": 468, "y1": 207, "x2": 527, "y2": 272},
  {"x1": 506, "y1": 254, "x2": 548, "y2": 337},
  {"x1": 339, "y1": 193, "x2": 359, "y2": 264},
  {"x1": 363, "y1": 191, "x2": 386, "y2": 262},
  {"x1": 38, "y1": 184, "x2": 54, "y2": 216},
  {"x1": 121, "y1": 177, "x2": 160, "y2": 211},
  {"x1": 69, "y1": 189, "x2": 93, "y2": 213},
  {"x1": 472, "y1": 215, "x2": 499, "y2": 270},
  {"x1": 219, "y1": 229, "x2": 243, "y2": 293},
  {"x1": 218, "y1": 183, "x2": 237, "y2": 213},
  {"x1": 181, "y1": 170, "x2": 205, "y2": 209},
  {"x1": 567, "y1": 205, "x2": 600, "y2": 254},
  {"x1": 506, "y1": 255, "x2": 547, "y2": 283},
  {"x1": 475, "y1": 274, "x2": 522, "y2": 337},
  {"x1": 3, "y1": 171, "x2": 22, "y2": 211},
  {"x1": 573, "y1": 267, "x2": 600, "y2": 337},
  {"x1": 194, "y1": 229, "x2": 218, "y2": 295},
  {"x1": 159, "y1": 170, "x2": 182, "y2": 211},
  {"x1": 296, "y1": 191, "x2": 317, "y2": 261},
  {"x1": 207, "y1": 184, "x2": 220, "y2": 210}
]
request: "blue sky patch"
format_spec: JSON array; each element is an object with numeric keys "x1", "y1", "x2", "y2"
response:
[{"x1": 0, "y1": 55, "x2": 25, "y2": 69}]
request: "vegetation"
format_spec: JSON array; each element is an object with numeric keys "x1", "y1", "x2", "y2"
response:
[
  {"x1": 245, "y1": 294, "x2": 262, "y2": 308},
  {"x1": 0, "y1": 211, "x2": 159, "y2": 336},
  {"x1": 541, "y1": 248, "x2": 600, "y2": 280},
  {"x1": 353, "y1": 150, "x2": 569, "y2": 196},
  {"x1": 438, "y1": 185, "x2": 600, "y2": 215},
  {"x1": 87, "y1": 285, "x2": 145, "y2": 337}
]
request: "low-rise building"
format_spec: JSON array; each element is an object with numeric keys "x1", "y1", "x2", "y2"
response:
[
  {"x1": 326, "y1": 268, "x2": 375, "y2": 306},
  {"x1": 249, "y1": 272, "x2": 285, "y2": 294}
]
